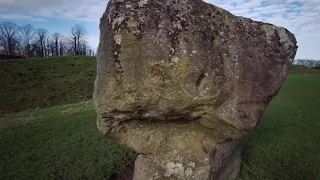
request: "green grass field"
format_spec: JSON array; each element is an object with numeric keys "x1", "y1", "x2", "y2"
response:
[
  {"x1": 0, "y1": 57, "x2": 319, "y2": 179},
  {"x1": 239, "y1": 74, "x2": 320, "y2": 180},
  {"x1": 0, "y1": 56, "x2": 96, "y2": 115}
]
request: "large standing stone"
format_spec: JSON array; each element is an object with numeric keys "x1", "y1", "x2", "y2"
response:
[{"x1": 93, "y1": 0, "x2": 298, "y2": 179}]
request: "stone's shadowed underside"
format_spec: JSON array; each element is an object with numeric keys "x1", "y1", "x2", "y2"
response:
[{"x1": 93, "y1": 0, "x2": 298, "y2": 179}]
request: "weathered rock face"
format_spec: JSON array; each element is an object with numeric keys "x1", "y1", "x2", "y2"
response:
[{"x1": 93, "y1": 0, "x2": 298, "y2": 179}]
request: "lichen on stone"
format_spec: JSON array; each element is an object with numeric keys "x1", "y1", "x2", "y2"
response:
[{"x1": 94, "y1": 0, "x2": 298, "y2": 179}]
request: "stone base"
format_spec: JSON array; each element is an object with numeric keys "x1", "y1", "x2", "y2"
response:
[{"x1": 133, "y1": 139, "x2": 244, "y2": 180}]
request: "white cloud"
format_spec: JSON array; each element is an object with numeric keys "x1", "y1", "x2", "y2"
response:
[
  {"x1": 1, "y1": 0, "x2": 319, "y2": 59},
  {"x1": 0, "y1": 13, "x2": 46, "y2": 21},
  {"x1": 205, "y1": 0, "x2": 320, "y2": 59},
  {"x1": 0, "y1": 0, "x2": 107, "y2": 22}
]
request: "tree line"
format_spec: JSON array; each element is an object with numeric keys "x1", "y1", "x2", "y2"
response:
[
  {"x1": 294, "y1": 59, "x2": 320, "y2": 68},
  {"x1": 0, "y1": 21, "x2": 95, "y2": 58}
]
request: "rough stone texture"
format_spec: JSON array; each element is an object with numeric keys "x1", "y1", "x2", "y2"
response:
[
  {"x1": 133, "y1": 139, "x2": 244, "y2": 180},
  {"x1": 93, "y1": 0, "x2": 298, "y2": 179}
]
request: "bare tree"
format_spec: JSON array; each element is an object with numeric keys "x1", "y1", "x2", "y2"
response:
[
  {"x1": 89, "y1": 49, "x2": 92, "y2": 56},
  {"x1": 79, "y1": 40, "x2": 89, "y2": 55},
  {"x1": 0, "y1": 35, "x2": 6, "y2": 54},
  {"x1": 52, "y1": 33, "x2": 61, "y2": 56},
  {"x1": 66, "y1": 38, "x2": 75, "y2": 56},
  {"x1": 294, "y1": 59, "x2": 320, "y2": 68},
  {"x1": 59, "y1": 37, "x2": 66, "y2": 56},
  {"x1": 15, "y1": 39, "x2": 24, "y2": 56},
  {"x1": 30, "y1": 41, "x2": 42, "y2": 57},
  {"x1": 36, "y1": 28, "x2": 48, "y2": 57},
  {"x1": 45, "y1": 36, "x2": 51, "y2": 57},
  {"x1": 19, "y1": 24, "x2": 35, "y2": 57},
  {"x1": 0, "y1": 21, "x2": 94, "y2": 58},
  {"x1": 70, "y1": 24, "x2": 87, "y2": 55},
  {"x1": 49, "y1": 38, "x2": 55, "y2": 57},
  {"x1": 0, "y1": 21, "x2": 20, "y2": 55}
]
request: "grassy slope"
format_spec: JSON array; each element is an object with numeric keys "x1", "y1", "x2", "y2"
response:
[
  {"x1": 0, "y1": 56, "x2": 96, "y2": 115},
  {"x1": 0, "y1": 101, "x2": 136, "y2": 180},
  {"x1": 289, "y1": 65, "x2": 320, "y2": 74}
]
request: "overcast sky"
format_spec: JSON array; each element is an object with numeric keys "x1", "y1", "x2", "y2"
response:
[{"x1": 0, "y1": 0, "x2": 319, "y2": 59}]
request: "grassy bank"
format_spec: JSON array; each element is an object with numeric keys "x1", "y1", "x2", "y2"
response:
[{"x1": 0, "y1": 56, "x2": 96, "y2": 115}]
